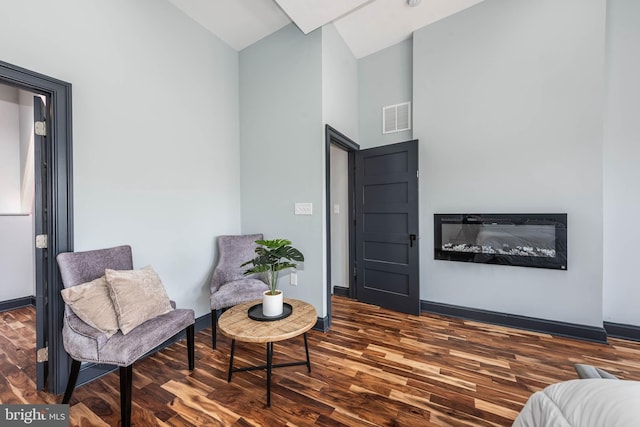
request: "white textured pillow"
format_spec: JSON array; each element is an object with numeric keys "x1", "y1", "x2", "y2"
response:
[
  {"x1": 60, "y1": 276, "x2": 119, "y2": 337},
  {"x1": 105, "y1": 265, "x2": 173, "y2": 335}
]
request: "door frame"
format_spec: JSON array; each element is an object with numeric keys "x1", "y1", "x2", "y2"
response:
[
  {"x1": 325, "y1": 125, "x2": 359, "y2": 329},
  {"x1": 0, "y1": 60, "x2": 73, "y2": 395}
]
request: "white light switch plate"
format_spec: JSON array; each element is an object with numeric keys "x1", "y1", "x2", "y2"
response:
[{"x1": 295, "y1": 202, "x2": 313, "y2": 215}]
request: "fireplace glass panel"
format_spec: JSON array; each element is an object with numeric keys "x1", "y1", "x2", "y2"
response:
[{"x1": 434, "y1": 214, "x2": 567, "y2": 270}]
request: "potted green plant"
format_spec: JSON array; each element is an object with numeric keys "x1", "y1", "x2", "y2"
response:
[{"x1": 241, "y1": 238, "x2": 304, "y2": 316}]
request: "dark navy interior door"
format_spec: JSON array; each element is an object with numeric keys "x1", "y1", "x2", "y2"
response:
[
  {"x1": 33, "y1": 95, "x2": 48, "y2": 389},
  {"x1": 355, "y1": 140, "x2": 420, "y2": 315}
]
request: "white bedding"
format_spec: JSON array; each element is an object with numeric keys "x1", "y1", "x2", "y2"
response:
[{"x1": 513, "y1": 379, "x2": 640, "y2": 427}]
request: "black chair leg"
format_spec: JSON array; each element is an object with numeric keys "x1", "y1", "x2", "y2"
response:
[
  {"x1": 187, "y1": 324, "x2": 195, "y2": 370},
  {"x1": 211, "y1": 309, "x2": 219, "y2": 349},
  {"x1": 120, "y1": 365, "x2": 133, "y2": 427},
  {"x1": 61, "y1": 359, "x2": 81, "y2": 404}
]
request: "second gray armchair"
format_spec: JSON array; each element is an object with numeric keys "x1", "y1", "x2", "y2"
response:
[{"x1": 210, "y1": 234, "x2": 268, "y2": 349}]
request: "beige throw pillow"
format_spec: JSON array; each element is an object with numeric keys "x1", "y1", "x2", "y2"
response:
[
  {"x1": 105, "y1": 265, "x2": 173, "y2": 335},
  {"x1": 60, "y1": 276, "x2": 119, "y2": 337}
]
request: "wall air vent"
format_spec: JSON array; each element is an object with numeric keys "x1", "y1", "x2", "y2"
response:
[{"x1": 382, "y1": 101, "x2": 411, "y2": 134}]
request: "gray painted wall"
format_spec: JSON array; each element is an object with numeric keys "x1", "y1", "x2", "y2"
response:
[
  {"x1": 322, "y1": 23, "x2": 359, "y2": 142},
  {"x1": 358, "y1": 38, "x2": 413, "y2": 149},
  {"x1": 0, "y1": 86, "x2": 20, "y2": 213},
  {"x1": 603, "y1": 0, "x2": 640, "y2": 326},
  {"x1": 0, "y1": 0, "x2": 242, "y2": 317},
  {"x1": 1, "y1": 0, "x2": 626, "y2": 331},
  {"x1": 413, "y1": 0, "x2": 606, "y2": 326},
  {"x1": 322, "y1": 23, "x2": 359, "y2": 297},
  {"x1": 240, "y1": 24, "x2": 325, "y2": 315}
]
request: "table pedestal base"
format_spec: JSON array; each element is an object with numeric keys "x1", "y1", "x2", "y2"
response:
[{"x1": 227, "y1": 333, "x2": 311, "y2": 407}]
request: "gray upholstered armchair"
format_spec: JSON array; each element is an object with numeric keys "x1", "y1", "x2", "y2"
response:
[
  {"x1": 210, "y1": 234, "x2": 268, "y2": 349},
  {"x1": 56, "y1": 245, "x2": 195, "y2": 427}
]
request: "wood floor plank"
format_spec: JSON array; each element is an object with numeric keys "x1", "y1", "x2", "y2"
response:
[
  {"x1": 3, "y1": 299, "x2": 640, "y2": 426},
  {"x1": 168, "y1": 394, "x2": 240, "y2": 426},
  {"x1": 69, "y1": 402, "x2": 111, "y2": 427}
]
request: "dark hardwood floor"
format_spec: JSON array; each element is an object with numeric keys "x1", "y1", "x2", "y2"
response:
[{"x1": 3, "y1": 296, "x2": 640, "y2": 426}]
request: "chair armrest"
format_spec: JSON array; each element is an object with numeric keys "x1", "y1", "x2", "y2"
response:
[
  {"x1": 64, "y1": 311, "x2": 110, "y2": 346},
  {"x1": 210, "y1": 269, "x2": 225, "y2": 294}
]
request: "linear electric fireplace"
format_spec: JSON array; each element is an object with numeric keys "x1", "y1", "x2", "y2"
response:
[{"x1": 434, "y1": 213, "x2": 567, "y2": 270}]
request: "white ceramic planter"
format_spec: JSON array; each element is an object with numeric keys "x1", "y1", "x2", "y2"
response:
[{"x1": 262, "y1": 290, "x2": 283, "y2": 317}]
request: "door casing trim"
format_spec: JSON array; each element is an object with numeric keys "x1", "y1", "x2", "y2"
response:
[
  {"x1": 325, "y1": 125, "x2": 359, "y2": 330},
  {"x1": 0, "y1": 60, "x2": 74, "y2": 394}
]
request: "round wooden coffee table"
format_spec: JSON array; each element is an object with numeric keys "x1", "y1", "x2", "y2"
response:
[{"x1": 218, "y1": 298, "x2": 317, "y2": 407}]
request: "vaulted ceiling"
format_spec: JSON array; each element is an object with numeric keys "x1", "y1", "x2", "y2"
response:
[{"x1": 166, "y1": 0, "x2": 484, "y2": 58}]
